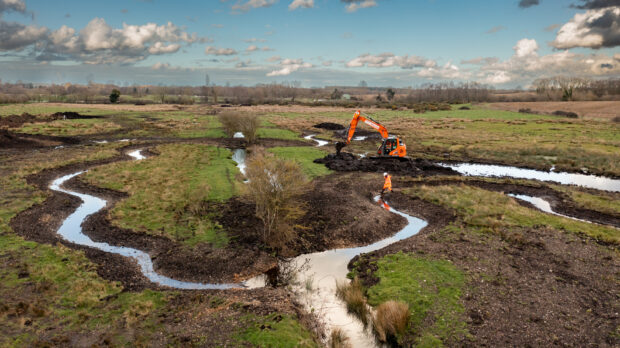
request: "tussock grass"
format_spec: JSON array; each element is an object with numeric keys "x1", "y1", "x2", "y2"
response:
[
  {"x1": 16, "y1": 118, "x2": 121, "y2": 136},
  {"x1": 329, "y1": 327, "x2": 352, "y2": 348},
  {"x1": 235, "y1": 314, "x2": 319, "y2": 347},
  {"x1": 372, "y1": 300, "x2": 410, "y2": 343},
  {"x1": 335, "y1": 277, "x2": 370, "y2": 326}
]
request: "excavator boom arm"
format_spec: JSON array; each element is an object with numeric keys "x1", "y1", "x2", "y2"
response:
[{"x1": 345, "y1": 110, "x2": 389, "y2": 144}]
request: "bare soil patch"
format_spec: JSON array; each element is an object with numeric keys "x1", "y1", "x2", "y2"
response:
[
  {"x1": 216, "y1": 173, "x2": 408, "y2": 257},
  {"x1": 0, "y1": 129, "x2": 78, "y2": 148},
  {"x1": 488, "y1": 101, "x2": 620, "y2": 120},
  {"x1": 352, "y1": 191, "x2": 620, "y2": 347}
]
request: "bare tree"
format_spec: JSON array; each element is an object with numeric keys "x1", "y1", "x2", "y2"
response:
[{"x1": 244, "y1": 150, "x2": 308, "y2": 250}]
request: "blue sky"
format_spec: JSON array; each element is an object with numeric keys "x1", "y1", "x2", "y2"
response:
[{"x1": 0, "y1": 0, "x2": 618, "y2": 87}]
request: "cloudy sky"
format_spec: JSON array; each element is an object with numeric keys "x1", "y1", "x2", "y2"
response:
[{"x1": 0, "y1": 0, "x2": 619, "y2": 87}]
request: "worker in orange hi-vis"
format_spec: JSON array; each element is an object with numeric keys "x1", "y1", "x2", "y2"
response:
[{"x1": 381, "y1": 172, "x2": 392, "y2": 196}]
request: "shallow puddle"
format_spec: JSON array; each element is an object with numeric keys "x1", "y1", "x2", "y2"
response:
[
  {"x1": 304, "y1": 134, "x2": 329, "y2": 146},
  {"x1": 508, "y1": 193, "x2": 593, "y2": 224},
  {"x1": 441, "y1": 163, "x2": 620, "y2": 192}
]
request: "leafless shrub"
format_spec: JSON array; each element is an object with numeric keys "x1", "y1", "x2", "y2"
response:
[
  {"x1": 335, "y1": 277, "x2": 370, "y2": 326},
  {"x1": 244, "y1": 150, "x2": 308, "y2": 250},
  {"x1": 372, "y1": 300, "x2": 410, "y2": 343},
  {"x1": 329, "y1": 327, "x2": 352, "y2": 348},
  {"x1": 218, "y1": 112, "x2": 260, "y2": 143},
  {"x1": 218, "y1": 111, "x2": 241, "y2": 137}
]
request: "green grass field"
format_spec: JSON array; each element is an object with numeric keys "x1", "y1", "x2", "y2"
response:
[
  {"x1": 84, "y1": 144, "x2": 240, "y2": 247},
  {"x1": 268, "y1": 146, "x2": 332, "y2": 178},
  {"x1": 265, "y1": 104, "x2": 620, "y2": 177}
]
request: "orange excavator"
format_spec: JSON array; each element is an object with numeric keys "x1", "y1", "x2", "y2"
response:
[{"x1": 336, "y1": 110, "x2": 407, "y2": 158}]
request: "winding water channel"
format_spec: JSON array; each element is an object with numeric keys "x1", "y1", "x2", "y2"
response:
[
  {"x1": 50, "y1": 150, "x2": 262, "y2": 290},
  {"x1": 48, "y1": 142, "x2": 620, "y2": 347},
  {"x1": 441, "y1": 162, "x2": 620, "y2": 192}
]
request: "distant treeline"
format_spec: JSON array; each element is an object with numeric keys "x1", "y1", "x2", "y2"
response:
[{"x1": 0, "y1": 77, "x2": 618, "y2": 106}]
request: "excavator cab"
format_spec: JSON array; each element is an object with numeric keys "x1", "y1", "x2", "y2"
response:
[{"x1": 378, "y1": 136, "x2": 407, "y2": 157}]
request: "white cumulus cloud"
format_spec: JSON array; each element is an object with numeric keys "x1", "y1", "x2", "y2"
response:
[
  {"x1": 551, "y1": 7, "x2": 620, "y2": 49},
  {"x1": 343, "y1": 0, "x2": 377, "y2": 13},
  {"x1": 205, "y1": 46, "x2": 238, "y2": 55},
  {"x1": 232, "y1": 0, "x2": 277, "y2": 12},
  {"x1": 267, "y1": 58, "x2": 313, "y2": 76},
  {"x1": 289, "y1": 0, "x2": 313, "y2": 10},
  {"x1": 346, "y1": 52, "x2": 436, "y2": 69}
]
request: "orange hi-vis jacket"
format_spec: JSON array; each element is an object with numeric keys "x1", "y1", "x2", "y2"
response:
[{"x1": 383, "y1": 175, "x2": 392, "y2": 191}]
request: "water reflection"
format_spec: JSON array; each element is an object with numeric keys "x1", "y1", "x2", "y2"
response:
[{"x1": 441, "y1": 163, "x2": 620, "y2": 192}]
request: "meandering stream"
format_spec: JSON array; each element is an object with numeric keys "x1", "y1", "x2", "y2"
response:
[
  {"x1": 50, "y1": 150, "x2": 262, "y2": 290},
  {"x1": 48, "y1": 141, "x2": 620, "y2": 347}
]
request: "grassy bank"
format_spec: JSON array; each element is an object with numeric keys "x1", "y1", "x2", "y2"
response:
[
  {"x1": 84, "y1": 144, "x2": 240, "y2": 247},
  {"x1": 361, "y1": 252, "x2": 468, "y2": 346},
  {"x1": 405, "y1": 184, "x2": 619, "y2": 244}
]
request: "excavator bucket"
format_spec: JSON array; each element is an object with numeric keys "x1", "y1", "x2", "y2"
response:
[{"x1": 335, "y1": 141, "x2": 346, "y2": 154}]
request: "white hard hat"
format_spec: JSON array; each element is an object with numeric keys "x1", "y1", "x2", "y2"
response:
[{"x1": 383, "y1": 172, "x2": 388, "y2": 176}]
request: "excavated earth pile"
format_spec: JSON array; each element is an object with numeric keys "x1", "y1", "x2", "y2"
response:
[
  {"x1": 313, "y1": 122, "x2": 345, "y2": 130},
  {"x1": 314, "y1": 152, "x2": 457, "y2": 175}
]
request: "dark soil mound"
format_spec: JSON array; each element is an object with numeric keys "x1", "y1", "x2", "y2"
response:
[
  {"x1": 314, "y1": 152, "x2": 457, "y2": 176},
  {"x1": 552, "y1": 110, "x2": 578, "y2": 118},
  {"x1": 0, "y1": 113, "x2": 38, "y2": 128},
  {"x1": 215, "y1": 175, "x2": 408, "y2": 256},
  {"x1": 50, "y1": 112, "x2": 101, "y2": 119},
  {"x1": 313, "y1": 122, "x2": 345, "y2": 130}
]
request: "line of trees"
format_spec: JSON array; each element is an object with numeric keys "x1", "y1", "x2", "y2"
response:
[
  {"x1": 0, "y1": 77, "x2": 618, "y2": 105},
  {"x1": 532, "y1": 76, "x2": 620, "y2": 101}
]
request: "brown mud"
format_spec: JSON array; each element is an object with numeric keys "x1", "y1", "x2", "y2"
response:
[
  {"x1": 0, "y1": 129, "x2": 79, "y2": 148},
  {"x1": 351, "y1": 191, "x2": 620, "y2": 347},
  {"x1": 0, "y1": 111, "x2": 99, "y2": 129},
  {"x1": 314, "y1": 152, "x2": 458, "y2": 176},
  {"x1": 215, "y1": 173, "x2": 408, "y2": 257}
]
